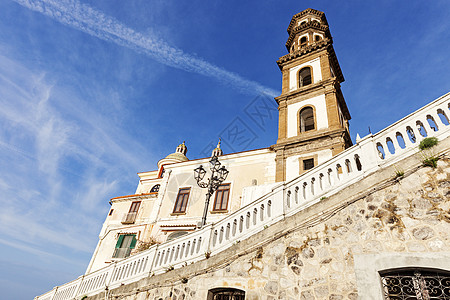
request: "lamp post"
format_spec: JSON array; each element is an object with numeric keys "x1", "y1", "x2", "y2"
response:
[{"x1": 194, "y1": 155, "x2": 229, "y2": 228}]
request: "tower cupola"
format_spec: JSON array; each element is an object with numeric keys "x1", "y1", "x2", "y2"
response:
[
  {"x1": 176, "y1": 141, "x2": 187, "y2": 155},
  {"x1": 286, "y1": 8, "x2": 331, "y2": 54},
  {"x1": 211, "y1": 139, "x2": 223, "y2": 157},
  {"x1": 157, "y1": 141, "x2": 189, "y2": 169}
]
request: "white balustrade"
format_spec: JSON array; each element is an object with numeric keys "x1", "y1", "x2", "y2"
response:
[{"x1": 35, "y1": 93, "x2": 450, "y2": 300}]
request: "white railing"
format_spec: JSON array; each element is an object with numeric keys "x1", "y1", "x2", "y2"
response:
[{"x1": 35, "y1": 92, "x2": 450, "y2": 300}]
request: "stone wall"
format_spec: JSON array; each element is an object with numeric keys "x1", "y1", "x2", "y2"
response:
[{"x1": 89, "y1": 145, "x2": 450, "y2": 300}]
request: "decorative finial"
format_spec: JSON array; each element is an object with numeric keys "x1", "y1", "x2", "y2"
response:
[
  {"x1": 176, "y1": 141, "x2": 187, "y2": 155},
  {"x1": 211, "y1": 138, "x2": 223, "y2": 157}
]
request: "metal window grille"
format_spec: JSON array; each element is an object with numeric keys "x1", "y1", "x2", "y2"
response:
[
  {"x1": 150, "y1": 184, "x2": 160, "y2": 193},
  {"x1": 209, "y1": 289, "x2": 245, "y2": 300},
  {"x1": 381, "y1": 269, "x2": 450, "y2": 299}
]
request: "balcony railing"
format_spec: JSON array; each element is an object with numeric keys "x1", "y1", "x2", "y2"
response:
[{"x1": 35, "y1": 92, "x2": 450, "y2": 300}]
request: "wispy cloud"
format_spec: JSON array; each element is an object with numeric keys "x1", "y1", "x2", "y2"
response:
[
  {"x1": 0, "y1": 51, "x2": 145, "y2": 261},
  {"x1": 13, "y1": 0, "x2": 278, "y2": 97}
]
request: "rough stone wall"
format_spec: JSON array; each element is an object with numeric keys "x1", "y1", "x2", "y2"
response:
[{"x1": 95, "y1": 153, "x2": 450, "y2": 300}]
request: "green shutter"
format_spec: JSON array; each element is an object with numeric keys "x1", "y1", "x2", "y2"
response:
[
  {"x1": 129, "y1": 235, "x2": 137, "y2": 249},
  {"x1": 115, "y1": 235, "x2": 124, "y2": 249}
]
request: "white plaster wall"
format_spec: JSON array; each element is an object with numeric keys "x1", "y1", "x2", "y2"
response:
[
  {"x1": 286, "y1": 94, "x2": 328, "y2": 138},
  {"x1": 289, "y1": 57, "x2": 322, "y2": 91},
  {"x1": 285, "y1": 148, "x2": 333, "y2": 181},
  {"x1": 87, "y1": 223, "x2": 147, "y2": 273},
  {"x1": 151, "y1": 150, "x2": 276, "y2": 240},
  {"x1": 241, "y1": 182, "x2": 280, "y2": 206},
  {"x1": 87, "y1": 197, "x2": 156, "y2": 273}
]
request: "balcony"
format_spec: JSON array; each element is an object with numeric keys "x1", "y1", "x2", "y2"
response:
[{"x1": 121, "y1": 212, "x2": 137, "y2": 224}]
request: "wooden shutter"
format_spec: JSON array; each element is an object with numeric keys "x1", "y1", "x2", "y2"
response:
[
  {"x1": 213, "y1": 184, "x2": 230, "y2": 211},
  {"x1": 129, "y1": 235, "x2": 137, "y2": 249},
  {"x1": 115, "y1": 235, "x2": 124, "y2": 248},
  {"x1": 174, "y1": 188, "x2": 190, "y2": 213},
  {"x1": 129, "y1": 201, "x2": 141, "y2": 213}
]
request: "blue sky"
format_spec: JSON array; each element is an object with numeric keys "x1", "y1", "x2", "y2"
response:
[{"x1": 0, "y1": 1, "x2": 449, "y2": 299}]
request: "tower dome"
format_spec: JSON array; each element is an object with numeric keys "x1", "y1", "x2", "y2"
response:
[{"x1": 157, "y1": 141, "x2": 189, "y2": 169}]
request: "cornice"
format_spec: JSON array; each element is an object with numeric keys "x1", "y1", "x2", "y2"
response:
[
  {"x1": 287, "y1": 8, "x2": 327, "y2": 33},
  {"x1": 274, "y1": 77, "x2": 341, "y2": 105},
  {"x1": 277, "y1": 39, "x2": 331, "y2": 67},
  {"x1": 273, "y1": 128, "x2": 350, "y2": 151},
  {"x1": 110, "y1": 192, "x2": 158, "y2": 203}
]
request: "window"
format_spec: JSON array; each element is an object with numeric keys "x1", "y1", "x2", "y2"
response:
[
  {"x1": 158, "y1": 166, "x2": 165, "y2": 178},
  {"x1": 300, "y1": 36, "x2": 307, "y2": 47},
  {"x1": 315, "y1": 35, "x2": 321, "y2": 42},
  {"x1": 150, "y1": 184, "x2": 160, "y2": 193},
  {"x1": 122, "y1": 201, "x2": 140, "y2": 224},
  {"x1": 303, "y1": 158, "x2": 314, "y2": 171},
  {"x1": 207, "y1": 288, "x2": 245, "y2": 300},
  {"x1": 167, "y1": 231, "x2": 188, "y2": 241},
  {"x1": 380, "y1": 268, "x2": 450, "y2": 299},
  {"x1": 113, "y1": 234, "x2": 136, "y2": 258},
  {"x1": 173, "y1": 188, "x2": 190, "y2": 213},
  {"x1": 213, "y1": 183, "x2": 230, "y2": 211},
  {"x1": 300, "y1": 107, "x2": 315, "y2": 132},
  {"x1": 299, "y1": 67, "x2": 312, "y2": 87}
]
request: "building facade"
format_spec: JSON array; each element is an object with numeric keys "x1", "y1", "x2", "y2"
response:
[
  {"x1": 35, "y1": 8, "x2": 450, "y2": 300},
  {"x1": 86, "y1": 8, "x2": 354, "y2": 274}
]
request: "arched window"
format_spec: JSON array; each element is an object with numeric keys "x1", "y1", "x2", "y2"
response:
[
  {"x1": 299, "y1": 107, "x2": 315, "y2": 132},
  {"x1": 299, "y1": 67, "x2": 312, "y2": 87},
  {"x1": 150, "y1": 184, "x2": 160, "y2": 193},
  {"x1": 300, "y1": 36, "x2": 308, "y2": 47},
  {"x1": 315, "y1": 35, "x2": 321, "y2": 42},
  {"x1": 207, "y1": 288, "x2": 245, "y2": 300},
  {"x1": 380, "y1": 268, "x2": 450, "y2": 299},
  {"x1": 167, "y1": 231, "x2": 188, "y2": 241}
]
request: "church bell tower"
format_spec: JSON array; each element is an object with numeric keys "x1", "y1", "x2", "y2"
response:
[{"x1": 273, "y1": 8, "x2": 352, "y2": 182}]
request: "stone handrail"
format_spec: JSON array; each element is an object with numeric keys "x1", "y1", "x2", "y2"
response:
[{"x1": 35, "y1": 92, "x2": 450, "y2": 300}]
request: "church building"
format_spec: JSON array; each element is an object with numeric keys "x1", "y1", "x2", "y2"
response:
[
  {"x1": 85, "y1": 8, "x2": 352, "y2": 274},
  {"x1": 35, "y1": 8, "x2": 450, "y2": 300}
]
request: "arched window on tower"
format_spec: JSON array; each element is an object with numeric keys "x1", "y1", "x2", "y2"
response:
[
  {"x1": 300, "y1": 107, "x2": 315, "y2": 132},
  {"x1": 299, "y1": 67, "x2": 312, "y2": 87},
  {"x1": 315, "y1": 35, "x2": 322, "y2": 42},
  {"x1": 300, "y1": 36, "x2": 308, "y2": 47}
]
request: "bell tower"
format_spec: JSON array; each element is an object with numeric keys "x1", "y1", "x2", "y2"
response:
[{"x1": 273, "y1": 8, "x2": 352, "y2": 182}]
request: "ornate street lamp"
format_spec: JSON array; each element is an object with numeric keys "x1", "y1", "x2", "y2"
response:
[{"x1": 194, "y1": 154, "x2": 229, "y2": 228}]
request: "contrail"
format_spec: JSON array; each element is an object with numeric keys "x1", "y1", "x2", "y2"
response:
[{"x1": 13, "y1": 0, "x2": 278, "y2": 97}]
